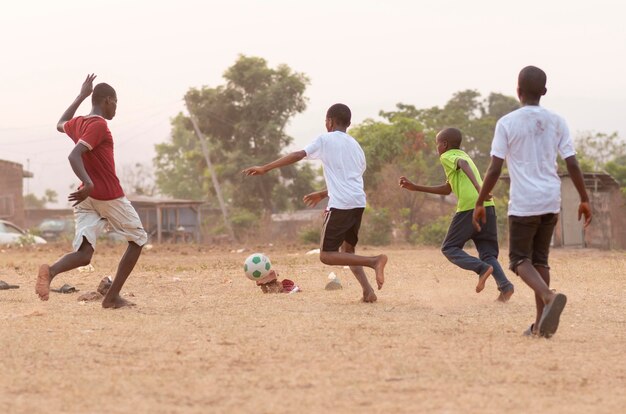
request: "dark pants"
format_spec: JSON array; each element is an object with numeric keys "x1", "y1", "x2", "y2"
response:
[
  {"x1": 441, "y1": 206, "x2": 513, "y2": 292},
  {"x1": 508, "y1": 213, "x2": 558, "y2": 273}
]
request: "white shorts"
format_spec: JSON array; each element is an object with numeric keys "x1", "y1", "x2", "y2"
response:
[{"x1": 73, "y1": 196, "x2": 148, "y2": 251}]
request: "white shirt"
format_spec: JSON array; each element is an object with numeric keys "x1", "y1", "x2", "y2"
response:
[
  {"x1": 303, "y1": 131, "x2": 366, "y2": 209},
  {"x1": 491, "y1": 105, "x2": 576, "y2": 216}
]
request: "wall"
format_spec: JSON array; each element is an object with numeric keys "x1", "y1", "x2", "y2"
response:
[{"x1": 0, "y1": 160, "x2": 26, "y2": 227}]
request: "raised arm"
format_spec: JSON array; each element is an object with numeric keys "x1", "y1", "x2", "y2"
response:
[
  {"x1": 398, "y1": 176, "x2": 452, "y2": 195},
  {"x1": 242, "y1": 150, "x2": 307, "y2": 176},
  {"x1": 565, "y1": 156, "x2": 592, "y2": 227},
  {"x1": 57, "y1": 74, "x2": 97, "y2": 132},
  {"x1": 472, "y1": 156, "x2": 504, "y2": 231}
]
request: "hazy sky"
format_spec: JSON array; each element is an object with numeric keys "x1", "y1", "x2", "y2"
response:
[{"x1": 2, "y1": 0, "x2": 625, "y2": 207}]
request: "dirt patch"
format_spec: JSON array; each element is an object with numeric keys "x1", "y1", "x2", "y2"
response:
[{"x1": 1, "y1": 244, "x2": 624, "y2": 413}]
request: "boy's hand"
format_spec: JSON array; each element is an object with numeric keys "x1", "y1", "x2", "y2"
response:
[
  {"x1": 242, "y1": 166, "x2": 266, "y2": 176},
  {"x1": 303, "y1": 191, "x2": 327, "y2": 207},
  {"x1": 398, "y1": 176, "x2": 415, "y2": 190},
  {"x1": 68, "y1": 182, "x2": 94, "y2": 206},
  {"x1": 578, "y1": 201, "x2": 592, "y2": 228},
  {"x1": 472, "y1": 205, "x2": 486, "y2": 232},
  {"x1": 79, "y1": 74, "x2": 97, "y2": 99}
]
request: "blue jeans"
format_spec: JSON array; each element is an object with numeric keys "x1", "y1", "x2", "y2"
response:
[{"x1": 441, "y1": 206, "x2": 513, "y2": 292}]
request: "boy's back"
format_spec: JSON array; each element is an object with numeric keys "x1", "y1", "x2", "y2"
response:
[
  {"x1": 440, "y1": 149, "x2": 494, "y2": 212},
  {"x1": 492, "y1": 106, "x2": 575, "y2": 216},
  {"x1": 304, "y1": 130, "x2": 366, "y2": 209}
]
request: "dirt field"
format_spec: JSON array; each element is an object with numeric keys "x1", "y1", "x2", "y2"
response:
[{"x1": 1, "y1": 243, "x2": 624, "y2": 414}]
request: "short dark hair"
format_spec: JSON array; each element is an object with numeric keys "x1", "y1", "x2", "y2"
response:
[
  {"x1": 438, "y1": 127, "x2": 462, "y2": 149},
  {"x1": 92, "y1": 83, "x2": 116, "y2": 105},
  {"x1": 518, "y1": 66, "x2": 547, "y2": 99},
  {"x1": 326, "y1": 103, "x2": 351, "y2": 126}
]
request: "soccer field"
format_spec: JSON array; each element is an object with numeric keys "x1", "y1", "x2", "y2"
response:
[{"x1": 1, "y1": 244, "x2": 624, "y2": 414}]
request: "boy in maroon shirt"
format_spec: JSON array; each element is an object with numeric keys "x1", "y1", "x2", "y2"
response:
[{"x1": 35, "y1": 74, "x2": 147, "y2": 309}]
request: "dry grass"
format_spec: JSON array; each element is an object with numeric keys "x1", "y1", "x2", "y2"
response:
[{"x1": 1, "y1": 243, "x2": 625, "y2": 414}]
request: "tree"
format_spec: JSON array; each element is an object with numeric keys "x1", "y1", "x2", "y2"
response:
[
  {"x1": 182, "y1": 55, "x2": 310, "y2": 213},
  {"x1": 154, "y1": 55, "x2": 314, "y2": 240},
  {"x1": 120, "y1": 163, "x2": 157, "y2": 196},
  {"x1": 574, "y1": 131, "x2": 626, "y2": 171},
  {"x1": 352, "y1": 90, "x2": 519, "y2": 242},
  {"x1": 24, "y1": 189, "x2": 58, "y2": 209},
  {"x1": 154, "y1": 113, "x2": 210, "y2": 200}
]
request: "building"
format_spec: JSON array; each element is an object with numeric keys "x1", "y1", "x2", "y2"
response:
[
  {"x1": 128, "y1": 195, "x2": 204, "y2": 243},
  {"x1": 0, "y1": 159, "x2": 32, "y2": 228},
  {"x1": 554, "y1": 173, "x2": 625, "y2": 250},
  {"x1": 501, "y1": 172, "x2": 625, "y2": 250}
]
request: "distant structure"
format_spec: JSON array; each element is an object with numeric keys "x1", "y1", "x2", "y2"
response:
[
  {"x1": 555, "y1": 173, "x2": 625, "y2": 250},
  {"x1": 0, "y1": 159, "x2": 32, "y2": 227},
  {"x1": 502, "y1": 172, "x2": 625, "y2": 250}
]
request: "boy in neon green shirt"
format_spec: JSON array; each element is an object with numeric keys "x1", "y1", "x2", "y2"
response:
[{"x1": 399, "y1": 127, "x2": 514, "y2": 301}]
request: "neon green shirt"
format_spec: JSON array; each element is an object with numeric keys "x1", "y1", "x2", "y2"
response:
[{"x1": 439, "y1": 149, "x2": 495, "y2": 212}]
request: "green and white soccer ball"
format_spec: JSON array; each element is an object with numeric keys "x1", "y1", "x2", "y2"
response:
[{"x1": 243, "y1": 253, "x2": 272, "y2": 281}]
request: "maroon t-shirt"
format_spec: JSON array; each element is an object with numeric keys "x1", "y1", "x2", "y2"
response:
[{"x1": 64, "y1": 116, "x2": 124, "y2": 201}]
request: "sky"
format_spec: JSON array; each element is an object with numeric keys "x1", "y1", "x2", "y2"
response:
[{"x1": 1, "y1": 0, "x2": 625, "y2": 207}]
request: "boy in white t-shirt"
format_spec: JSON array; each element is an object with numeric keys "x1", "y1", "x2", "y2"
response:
[
  {"x1": 242, "y1": 104, "x2": 388, "y2": 303},
  {"x1": 473, "y1": 66, "x2": 592, "y2": 338}
]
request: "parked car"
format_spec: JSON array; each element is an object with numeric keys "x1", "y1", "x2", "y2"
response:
[
  {"x1": 38, "y1": 217, "x2": 75, "y2": 241},
  {"x1": 0, "y1": 220, "x2": 47, "y2": 245}
]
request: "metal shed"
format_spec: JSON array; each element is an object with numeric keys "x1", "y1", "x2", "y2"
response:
[{"x1": 128, "y1": 195, "x2": 204, "y2": 244}]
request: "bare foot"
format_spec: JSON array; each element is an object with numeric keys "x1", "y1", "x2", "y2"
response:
[
  {"x1": 374, "y1": 254, "x2": 388, "y2": 290},
  {"x1": 362, "y1": 289, "x2": 377, "y2": 303},
  {"x1": 496, "y1": 287, "x2": 514, "y2": 303},
  {"x1": 36, "y1": 264, "x2": 51, "y2": 301},
  {"x1": 476, "y1": 265, "x2": 493, "y2": 293},
  {"x1": 102, "y1": 295, "x2": 136, "y2": 309}
]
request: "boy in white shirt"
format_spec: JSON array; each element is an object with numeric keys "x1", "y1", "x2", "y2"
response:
[
  {"x1": 473, "y1": 66, "x2": 592, "y2": 338},
  {"x1": 242, "y1": 104, "x2": 387, "y2": 303}
]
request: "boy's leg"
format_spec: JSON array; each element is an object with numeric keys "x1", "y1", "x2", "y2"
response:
[
  {"x1": 441, "y1": 210, "x2": 493, "y2": 292},
  {"x1": 319, "y1": 207, "x2": 387, "y2": 292},
  {"x1": 339, "y1": 241, "x2": 377, "y2": 303},
  {"x1": 36, "y1": 200, "x2": 102, "y2": 301},
  {"x1": 319, "y1": 250, "x2": 387, "y2": 290},
  {"x1": 96, "y1": 197, "x2": 148, "y2": 309},
  {"x1": 473, "y1": 206, "x2": 514, "y2": 299},
  {"x1": 36, "y1": 238, "x2": 94, "y2": 301},
  {"x1": 102, "y1": 241, "x2": 143, "y2": 308},
  {"x1": 532, "y1": 266, "x2": 550, "y2": 333},
  {"x1": 531, "y1": 214, "x2": 564, "y2": 337},
  {"x1": 509, "y1": 214, "x2": 564, "y2": 336}
]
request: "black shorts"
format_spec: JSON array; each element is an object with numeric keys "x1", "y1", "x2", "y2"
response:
[
  {"x1": 508, "y1": 213, "x2": 559, "y2": 273},
  {"x1": 320, "y1": 208, "x2": 365, "y2": 252}
]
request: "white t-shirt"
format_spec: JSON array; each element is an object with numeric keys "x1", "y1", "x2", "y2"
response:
[
  {"x1": 303, "y1": 131, "x2": 366, "y2": 209},
  {"x1": 491, "y1": 105, "x2": 576, "y2": 216}
]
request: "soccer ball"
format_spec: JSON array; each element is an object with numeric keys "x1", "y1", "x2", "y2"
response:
[{"x1": 243, "y1": 253, "x2": 272, "y2": 281}]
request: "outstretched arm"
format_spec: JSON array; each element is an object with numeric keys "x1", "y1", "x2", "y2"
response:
[
  {"x1": 242, "y1": 150, "x2": 306, "y2": 176},
  {"x1": 472, "y1": 156, "x2": 504, "y2": 231},
  {"x1": 398, "y1": 176, "x2": 452, "y2": 195},
  {"x1": 67, "y1": 143, "x2": 94, "y2": 206},
  {"x1": 565, "y1": 156, "x2": 592, "y2": 227},
  {"x1": 57, "y1": 74, "x2": 97, "y2": 132}
]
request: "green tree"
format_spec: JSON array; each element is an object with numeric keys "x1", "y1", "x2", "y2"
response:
[
  {"x1": 352, "y1": 90, "x2": 519, "y2": 243},
  {"x1": 184, "y1": 55, "x2": 309, "y2": 212},
  {"x1": 24, "y1": 189, "x2": 58, "y2": 209},
  {"x1": 154, "y1": 113, "x2": 207, "y2": 199},
  {"x1": 574, "y1": 131, "x2": 626, "y2": 171},
  {"x1": 155, "y1": 55, "x2": 313, "y2": 217}
]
